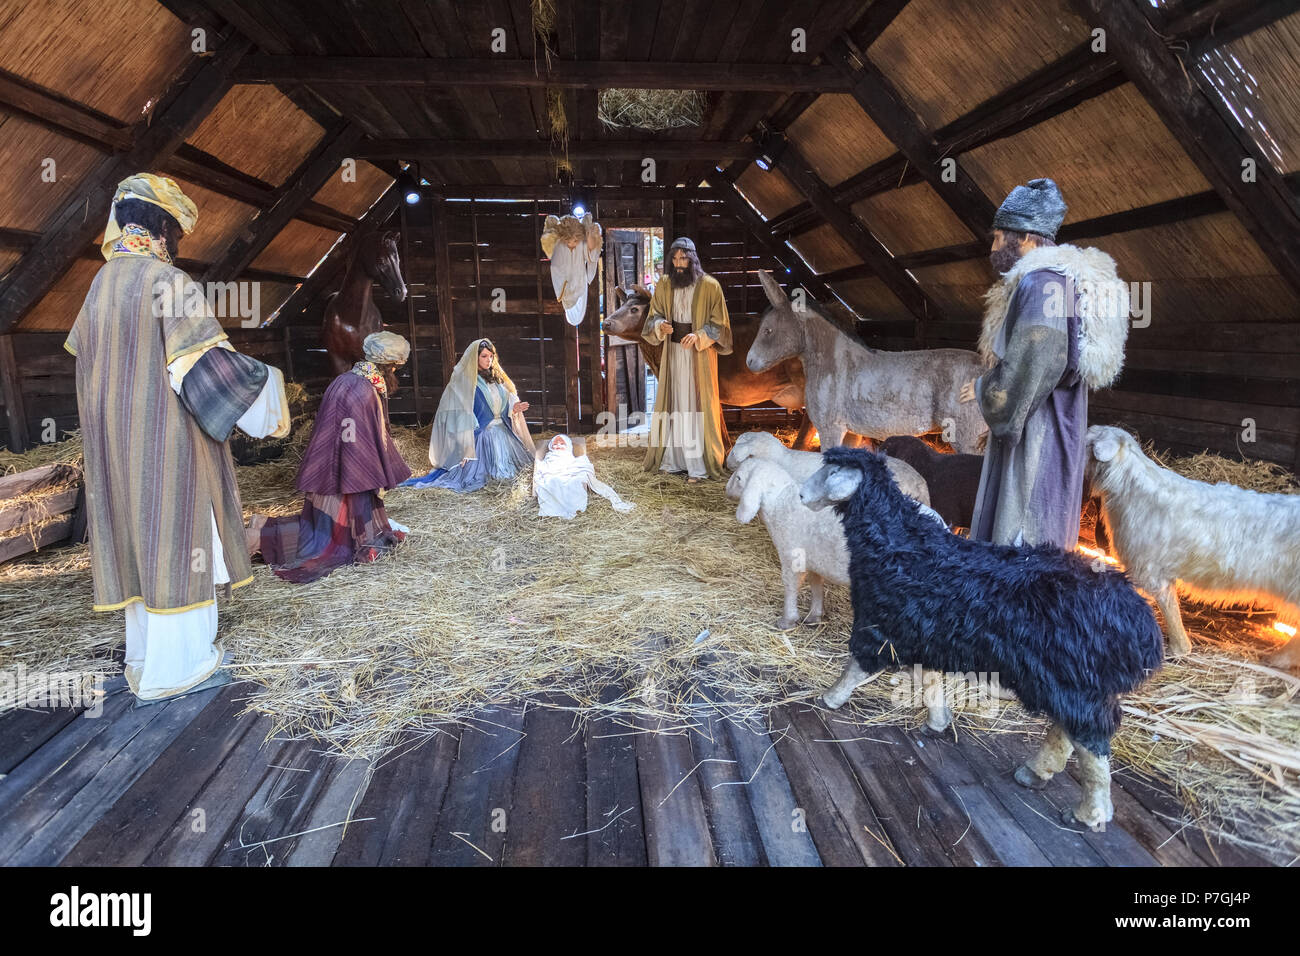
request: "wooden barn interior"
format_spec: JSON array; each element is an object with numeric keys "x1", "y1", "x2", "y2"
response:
[{"x1": 1, "y1": 0, "x2": 1299, "y2": 870}]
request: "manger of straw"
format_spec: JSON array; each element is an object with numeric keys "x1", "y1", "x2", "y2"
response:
[{"x1": 1, "y1": 427, "x2": 1298, "y2": 862}]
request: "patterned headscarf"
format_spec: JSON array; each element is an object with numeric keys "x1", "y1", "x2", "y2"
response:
[{"x1": 101, "y1": 174, "x2": 199, "y2": 260}]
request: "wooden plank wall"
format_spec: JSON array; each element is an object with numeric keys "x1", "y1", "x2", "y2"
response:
[{"x1": 855, "y1": 317, "x2": 1300, "y2": 471}]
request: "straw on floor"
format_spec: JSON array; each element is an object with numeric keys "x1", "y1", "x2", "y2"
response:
[{"x1": 1, "y1": 425, "x2": 1297, "y2": 863}]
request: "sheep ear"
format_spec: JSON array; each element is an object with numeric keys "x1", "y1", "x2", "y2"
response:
[
  {"x1": 1091, "y1": 434, "x2": 1121, "y2": 463},
  {"x1": 758, "y1": 270, "x2": 789, "y2": 309},
  {"x1": 825, "y1": 465, "x2": 862, "y2": 502},
  {"x1": 736, "y1": 481, "x2": 762, "y2": 524}
]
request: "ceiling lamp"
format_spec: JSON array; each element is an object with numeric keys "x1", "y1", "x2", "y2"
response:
[{"x1": 396, "y1": 169, "x2": 421, "y2": 205}]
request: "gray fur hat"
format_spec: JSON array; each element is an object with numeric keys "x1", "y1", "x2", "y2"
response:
[{"x1": 992, "y1": 178, "x2": 1067, "y2": 240}]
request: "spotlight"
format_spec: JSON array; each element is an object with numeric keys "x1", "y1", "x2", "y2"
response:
[
  {"x1": 754, "y1": 127, "x2": 786, "y2": 172},
  {"x1": 572, "y1": 204, "x2": 586, "y2": 218},
  {"x1": 396, "y1": 169, "x2": 421, "y2": 205}
]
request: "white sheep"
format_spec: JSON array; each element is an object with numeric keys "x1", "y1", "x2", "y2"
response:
[
  {"x1": 728, "y1": 457, "x2": 954, "y2": 731},
  {"x1": 726, "y1": 430, "x2": 932, "y2": 507},
  {"x1": 1087, "y1": 425, "x2": 1300, "y2": 667}
]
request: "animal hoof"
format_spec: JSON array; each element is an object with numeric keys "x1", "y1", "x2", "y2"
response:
[
  {"x1": 922, "y1": 721, "x2": 950, "y2": 738},
  {"x1": 802, "y1": 613, "x2": 825, "y2": 626},
  {"x1": 820, "y1": 692, "x2": 847, "y2": 711},
  {"x1": 1014, "y1": 764, "x2": 1050, "y2": 790},
  {"x1": 777, "y1": 617, "x2": 799, "y2": 631},
  {"x1": 1061, "y1": 805, "x2": 1107, "y2": 832}
]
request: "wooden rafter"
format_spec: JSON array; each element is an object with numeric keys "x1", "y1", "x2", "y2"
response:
[
  {"x1": 201, "y1": 123, "x2": 363, "y2": 283},
  {"x1": 823, "y1": 34, "x2": 996, "y2": 239},
  {"x1": 1070, "y1": 0, "x2": 1300, "y2": 296},
  {"x1": 357, "y1": 141, "x2": 756, "y2": 162},
  {"x1": 236, "y1": 57, "x2": 853, "y2": 93},
  {"x1": 704, "y1": 170, "x2": 830, "y2": 303},
  {"x1": 775, "y1": 142, "x2": 943, "y2": 340},
  {"x1": 265, "y1": 183, "x2": 402, "y2": 329},
  {"x1": 0, "y1": 36, "x2": 251, "y2": 334}
]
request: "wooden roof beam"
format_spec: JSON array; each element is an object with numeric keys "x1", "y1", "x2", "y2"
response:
[
  {"x1": 0, "y1": 35, "x2": 251, "y2": 334},
  {"x1": 1070, "y1": 0, "x2": 1300, "y2": 296},
  {"x1": 357, "y1": 141, "x2": 757, "y2": 162},
  {"x1": 775, "y1": 141, "x2": 944, "y2": 340},
  {"x1": 0, "y1": 67, "x2": 357, "y2": 235},
  {"x1": 704, "y1": 169, "x2": 830, "y2": 303},
  {"x1": 235, "y1": 57, "x2": 852, "y2": 93},
  {"x1": 824, "y1": 33, "x2": 998, "y2": 240},
  {"x1": 265, "y1": 183, "x2": 403, "y2": 328},
  {"x1": 202, "y1": 122, "x2": 363, "y2": 283}
]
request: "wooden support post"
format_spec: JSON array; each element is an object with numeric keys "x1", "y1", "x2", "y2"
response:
[
  {"x1": 399, "y1": 203, "x2": 421, "y2": 421},
  {"x1": 534, "y1": 200, "x2": 548, "y2": 429},
  {"x1": 281, "y1": 325, "x2": 295, "y2": 382},
  {"x1": 662, "y1": 200, "x2": 675, "y2": 251},
  {"x1": 0, "y1": 336, "x2": 31, "y2": 453},
  {"x1": 684, "y1": 198, "x2": 699, "y2": 245},
  {"x1": 564, "y1": 323, "x2": 580, "y2": 433},
  {"x1": 587, "y1": 206, "x2": 605, "y2": 423},
  {"x1": 432, "y1": 197, "x2": 457, "y2": 386},
  {"x1": 0, "y1": 37, "x2": 251, "y2": 333}
]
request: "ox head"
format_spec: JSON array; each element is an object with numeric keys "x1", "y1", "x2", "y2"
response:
[
  {"x1": 748, "y1": 270, "x2": 807, "y2": 373},
  {"x1": 365, "y1": 230, "x2": 407, "y2": 303},
  {"x1": 604, "y1": 284, "x2": 652, "y2": 338},
  {"x1": 724, "y1": 430, "x2": 785, "y2": 471}
]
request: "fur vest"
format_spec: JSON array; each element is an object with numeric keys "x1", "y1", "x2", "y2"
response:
[{"x1": 979, "y1": 244, "x2": 1129, "y2": 390}]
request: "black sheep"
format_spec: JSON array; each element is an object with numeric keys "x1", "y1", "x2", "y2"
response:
[
  {"x1": 800, "y1": 446, "x2": 1163, "y2": 830},
  {"x1": 877, "y1": 435, "x2": 982, "y2": 529}
]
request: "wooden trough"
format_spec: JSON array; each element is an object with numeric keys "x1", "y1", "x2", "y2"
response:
[{"x1": 0, "y1": 463, "x2": 84, "y2": 564}]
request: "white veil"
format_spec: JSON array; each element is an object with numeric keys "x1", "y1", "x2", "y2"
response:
[{"x1": 427, "y1": 339, "x2": 531, "y2": 469}]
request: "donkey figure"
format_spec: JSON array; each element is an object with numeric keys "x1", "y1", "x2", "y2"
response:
[
  {"x1": 747, "y1": 271, "x2": 986, "y2": 454},
  {"x1": 322, "y1": 230, "x2": 407, "y2": 375}
]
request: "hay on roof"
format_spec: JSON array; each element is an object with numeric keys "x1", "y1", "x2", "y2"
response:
[
  {"x1": 733, "y1": 162, "x2": 804, "y2": 219},
  {"x1": 597, "y1": 89, "x2": 706, "y2": 131},
  {"x1": 187, "y1": 85, "x2": 327, "y2": 188},
  {"x1": 851, "y1": 182, "x2": 977, "y2": 256},
  {"x1": 787, "y1": 94, "x2": 895, "y2": 186},
  {"x1": 787, "y1": 223, "x2": 863, "y2": 275}
]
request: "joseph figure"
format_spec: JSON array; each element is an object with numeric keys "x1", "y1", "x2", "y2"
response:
[
  {"x1": 640, "y1": 237, "x2": 732, "y2": 481},
  {"x1": 966, "y1": 177, "x2": 1130, "y2": 549}
]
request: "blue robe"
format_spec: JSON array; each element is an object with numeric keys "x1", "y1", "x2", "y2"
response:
[{"x1": 403, "y1": 378, "x2": 533, "y2": 492}]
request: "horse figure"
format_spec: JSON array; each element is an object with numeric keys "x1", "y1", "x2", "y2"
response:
[{"x1": 322, "y1": 230, "x2": 407, "y2": 375}]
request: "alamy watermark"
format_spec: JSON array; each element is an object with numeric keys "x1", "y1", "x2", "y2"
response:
[
  {"x1": 152, "y1": 275, "x2": 262, "y2": 327},
  {"x1": 0, "y1": 665, "x2": 105, "y2": 717}
]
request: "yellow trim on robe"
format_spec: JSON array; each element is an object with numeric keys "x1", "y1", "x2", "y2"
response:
[
  {"x1": 166, "y1": 330, "x2": 229, "y2": 367},
  {"x1": 63, "y1": 341, "x2": 77, "y2": 357},
  {"x1": 91, "y1": 574, "x2": 255, "y2": 614}
]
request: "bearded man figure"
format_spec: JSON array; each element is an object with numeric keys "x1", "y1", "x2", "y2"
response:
[
  {"x1": 966, "y1": 178, "x2": 1131, "y2": 549},
  {"x1": 640, "y1": 237, "x2": 732, "y2": 482}
]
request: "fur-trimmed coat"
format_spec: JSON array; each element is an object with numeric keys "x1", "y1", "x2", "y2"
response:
[{"x1": 970, "y1": 244, "x2": 1128, "y2": 549}]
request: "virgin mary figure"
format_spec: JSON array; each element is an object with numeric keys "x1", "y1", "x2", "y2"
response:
[{"x1": 404, "y1": 339, "x2": 535, "y2": 492}]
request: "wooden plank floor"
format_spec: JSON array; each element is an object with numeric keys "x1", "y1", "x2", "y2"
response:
[{"x1": 0, "y1": 677, "x2": 1272, "y2": 867}]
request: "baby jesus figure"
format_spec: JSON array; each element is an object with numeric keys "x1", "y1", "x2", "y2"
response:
[{"x1": 533, "y1": 434, "x2": 635, "y2": 520}]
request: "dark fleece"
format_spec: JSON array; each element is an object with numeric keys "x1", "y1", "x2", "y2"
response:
[
  {"x1": 878, "y1": 435, "x2": 983, "y2": 529},
  {"x1": 825, "y1": 445, "x2": 1162, "y2": 755}
]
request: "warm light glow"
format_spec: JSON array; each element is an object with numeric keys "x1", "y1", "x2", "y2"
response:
[
  {"x1": 1275, "y1": 621, "x2": 1298, "y2": 638},
  {"x1": 1078, "y1": 545, "x2": 1119, "y2": 566}
]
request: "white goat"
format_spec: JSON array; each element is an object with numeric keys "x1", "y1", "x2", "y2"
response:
[
  {"x1": 729, "y1": 457, "x2": 954, "y2": 731},
  {"x1": 726, "y1": 430, "x2": 932, "y2": 507},
  {"x1": 1087, "y1": 425, "x2": 1300, "y2": 668}
]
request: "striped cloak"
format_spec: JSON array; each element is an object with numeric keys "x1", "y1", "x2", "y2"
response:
[{"x1": 65, "y1": 255, "x2": 253, "y2": 613}]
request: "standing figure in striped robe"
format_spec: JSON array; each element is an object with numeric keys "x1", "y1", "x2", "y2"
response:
[
  {"x1": 250, "y1": 332, "x2": 412, "y2": 582},
  {"x1": 65, "y1": 174, "x2": 290, "y2": 707}
]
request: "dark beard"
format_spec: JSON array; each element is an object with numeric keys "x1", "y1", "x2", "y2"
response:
[
  {"x1": 668, "y1": 265, "x2": 696, "y2": 288},
  {"x1": 989, "y1": 244, "x2": 1021, "y2": 274}
]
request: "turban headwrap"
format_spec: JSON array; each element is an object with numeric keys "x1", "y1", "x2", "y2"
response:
[
  {"x1": 363, "y1": 331, "x2": 411, "y2": 364},
  {"x1": 101, "y1": 174, "x2": 199, "y2": 260}
]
